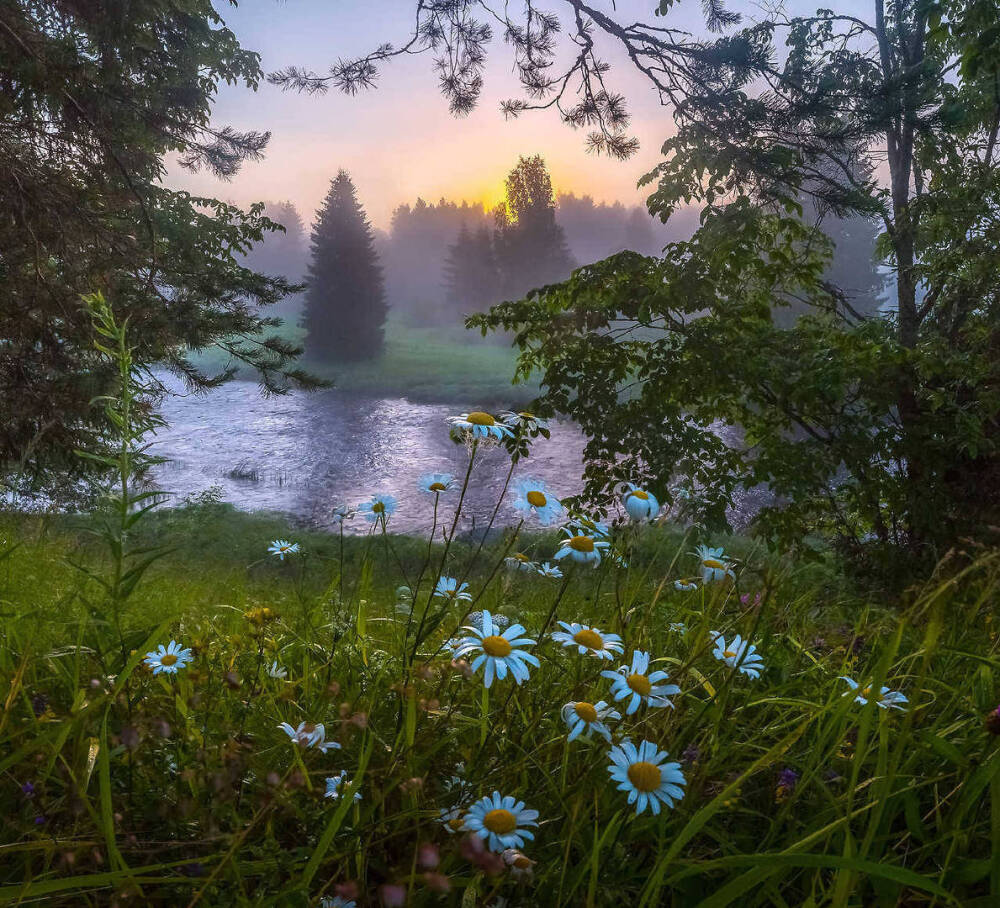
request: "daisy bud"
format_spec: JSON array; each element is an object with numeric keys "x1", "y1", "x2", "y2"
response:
[
  {"x1": 379, "y1": 883, "x2": 407, "y2": 906},
  {"x1": 418, "y1": 843, "x2": 439, "y2": 869},
  {"x1": 459, "y1": 833, "x2": 486, "y2": 860},
  {"x1": 986, "y1": 704, "x2": 1000, "y2": 735},
  {"x1": 334, "y1": 881, "x2": 359, "y2": 899},
  {"x1": 423, "y1": 872, "x2": 450, "y2": 893}
]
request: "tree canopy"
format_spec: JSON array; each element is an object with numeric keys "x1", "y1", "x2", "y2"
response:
[{"x1": 1, "y1": 0, "x2": 318, "y2": 491}]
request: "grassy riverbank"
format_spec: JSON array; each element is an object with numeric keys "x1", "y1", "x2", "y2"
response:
[
  {"x1": 2, "y1": 500, "x2": 999, "y2": 905},
  {"x1": 193, "y1": 318, "x2": 535, "y2": 404}
]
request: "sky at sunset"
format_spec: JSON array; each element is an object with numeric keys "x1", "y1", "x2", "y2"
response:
[{"x1": 170, "y1": 0, "x2": 865, "y2": 230}]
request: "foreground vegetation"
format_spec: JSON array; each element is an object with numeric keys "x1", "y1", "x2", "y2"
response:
[
  {"x1": 2, "y1": 494, "x2": 1000, "y2": 906},
  {"x1": 3, "y1": 298, "x2": 999, "y2": 906}
]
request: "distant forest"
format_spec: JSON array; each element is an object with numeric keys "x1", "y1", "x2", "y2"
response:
[
  {"x1": 242, "y1": 189, "x2": 702, "y2": 330},
  {"x1": 243, "y1": 179, "x2": 885, "y2": 337}
]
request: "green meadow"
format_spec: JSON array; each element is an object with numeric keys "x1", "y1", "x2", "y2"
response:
[
  {"x1": 193, "y1": 317, "x2": 535, "y2": 405},
  {"x1": 2, "y1": 495, "x2": 999, "y2": 906}
]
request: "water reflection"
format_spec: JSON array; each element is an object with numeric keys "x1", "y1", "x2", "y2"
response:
[{"x1": 151, "y1": 377, "x2": 588, "y2": 534}]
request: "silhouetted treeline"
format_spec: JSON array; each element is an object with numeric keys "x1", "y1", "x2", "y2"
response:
[
  {"x1": 241, "y1": 187, "x2": 884, "y2": 338},
  {"x1": 378, "y1": 166, "x2": 692, "y2": 326}
]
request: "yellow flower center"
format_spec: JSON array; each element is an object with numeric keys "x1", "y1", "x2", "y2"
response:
[
  {"x1": 627, "y1": 673, "x2": 652, "y2": 696},
  {"x1": 482, "y1": 808, "x2": 518, "y2": 834},
  {"x1": 574, "y1": 701, "x2": 599, "y2": 723},
  {"x1": 372, "y1": 501, "x2": 385, "y2": 513},
  {"x1": 526, "y1": 489, "x2": 547, "y2": 507},
  {"x1": 429, "y1": 482, "x2": 447, "y2": 491},
  {"x1": 572, "y1": 628, "x2": 604, "y2": 651},
  {"x1": 568, "y1": 535, "x2": 595, "y2": 553},
  {"x1": 467, "y1": 411, "x2": 495, "y2": 426},
  {"x1": 301, "y1": 723, "x2": 316, "y2": 734},
  {"x1": 630, "y1": 489, "x2": 649, "y2": 500},
  {"x1": 518, "y1": 411, "x2": 534, "y2": 419},
  {"x1": 723, "y1": 650, "x2": 737, "y2": 659},
  {"x1": 512, "y1": 854, "x2": 533, "y2": 869},
  {"x1": 627, "y1": 761, "x2": 662, "y2": 793},
  {"x1": 482, "y1": 635, "x2": 512, "y2": 658},
  {"x1": 160, "y1": 653, "x2": 178, "y2": 667},
  {"x1": 447, "y1": 816, "x2": 465, "y2": 832},
  {"x1": 703, "y1": 558, "x2": 727, "y2": 570},
  {"x1": 861, "y1": 686, "x2": 871, "y2": 698},
  {"x1": 514, "y1": 553, "x2": 530, "y2": 562}
]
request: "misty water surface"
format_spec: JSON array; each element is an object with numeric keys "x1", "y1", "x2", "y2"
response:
[{"x1": 150, "y1": 377, "x2": 588, "y2": 534}]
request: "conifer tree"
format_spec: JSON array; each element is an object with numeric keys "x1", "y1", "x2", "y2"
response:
[{"x1": 304, "y1": 172, "x2": 387, "y2": 359}]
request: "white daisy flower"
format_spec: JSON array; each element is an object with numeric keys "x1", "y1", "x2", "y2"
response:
[
  {"x1": 554, "y1": 530, "x2": 610, "y2": 566},
  {"x1": 325, "y1": 770, "x2": 361, "y2": 801},
  {"x1": 550, "y1": 621, "x2": 624, "y2": 660},
  {"x1": 623, "y1": 483, "x2": 660, "y2": 522},
  {"x1": 331, "y1": 505, "x2": 355, "y2": 524},
  {"x1": 419, "y1": 472, "x2": 456, "y2": 495},
  {"x1": 463, "y1": 792, "x2": 539, "y2": 852},
  {"x1": 607, "y1": 739, "x2": 686, "y2": 815},
  {"x1": 669, "y1": 622, "x2": 687, "y2": 634},
  {"x1": 267, "y1": 660, "x2": 287, "y2": 680},
  {"x1": 438, "y1": 806, "x2": 467, "y2": 833},
  {"x1": 711, "y1": 631, "x2": 765, "y2": 679},
  {"x1": 358, "y1": 493, "x2": 397, "y2": 523},
  {"x1": 267, "y1": 539, "x2": 300, "y2": 560},
  {"x1": 500, "y1": 411, "x2": 549, "y2": 434},
  {"x1": 535, "y1": 561, "x2": 563, "y2": 579},
  {"x1": 694, "y1": 544, "x2": 735, "y2": 583},
  {"x1": 505, "y1": 553, "x2": 537, "y2": 571},
  {"x1": 144, "y1": 640, "x2": 193, "y2": 675},
  {"x1": 561, "y1": 700, "x2": 620, "y2": 742},
  {"x1": 451, "y1": 610, "x2": 539, "y2": 689},
  {"x1": 512, "y1": 477, "x2": 564, "y2": 526},
  {"x1": 277, "y1": 721, "x2": 341, "y2": 753},
  {"x1": 433, "y1": 576, "x2": 473, "y2": 603},
  {"x1": 602, "y1": 650, "x2": 681, "y2": 715},
  {"x1": 673, "y1": 578, "x2": 699, "y2": 592},
  {"x1": 838, "y1": 676, "x2": 909, "y2": 710},
  {"x1": 449, "y1": 411, "x2": 514, "y2": 440},
  {"x1": 466, "y1": 611, "x2": 510, "y2": 632},
  {"x1": 321, "y1": 896, "x2": 357, "y2": 908}
]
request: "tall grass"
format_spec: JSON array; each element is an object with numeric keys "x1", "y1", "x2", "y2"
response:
[{"x1": 2, "y1": 304, "x2": 999, "y2": 906}]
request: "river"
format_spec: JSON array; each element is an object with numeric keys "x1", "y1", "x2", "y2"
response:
[{"x1": 150, "y1": 378, "x2": 589, "y2": 534}]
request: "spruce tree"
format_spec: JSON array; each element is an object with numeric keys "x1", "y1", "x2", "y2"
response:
[{"x1": 304, "y1": 172, "x2": 387, "y2": 360}]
